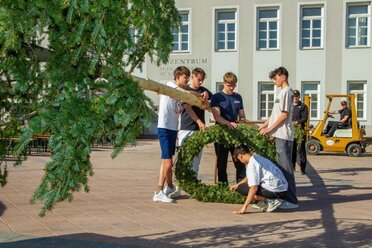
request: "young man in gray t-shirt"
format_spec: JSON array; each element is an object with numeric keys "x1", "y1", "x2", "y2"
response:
[{"x1": 259, "y1": 66, "x2": 298, "y2": 209}]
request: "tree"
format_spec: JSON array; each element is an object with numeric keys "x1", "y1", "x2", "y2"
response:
[{"x1": 0, "y1": 0, "x2": 181, "y2": 216}]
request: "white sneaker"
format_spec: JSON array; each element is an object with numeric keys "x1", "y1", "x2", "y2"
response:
[
  {"x1": 278, "y1": 200, "x2": 299, "y2": 209},
  {"x1": 164, "y1": 185, "x2": 181, "y2": 199},
  {"x1": 153, "y1": 191, "x2": 174, "y2": 203},
  {"x1": 250, "y1": 201, "x2": 267, "y2": 211},
  {"x1": 266, "y1": 199, "x2": 283, "y2": 212}
]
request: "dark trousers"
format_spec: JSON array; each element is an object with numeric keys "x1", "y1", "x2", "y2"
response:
[
  {"x1": 275, "y1": 138, "x2": 298, "y2": 204},
  {"x1": 214, "y1": 143, "x2": 246, "y2": 184},
  {"x1": 325, "y1": 121, "x2": 348, "y2": 137},
  {"x1": 236, "y1": 184, "x2": 286, "y2": 199},
  {"x1": 292, "y1": 138, "x2": 307, "y2": 172}
]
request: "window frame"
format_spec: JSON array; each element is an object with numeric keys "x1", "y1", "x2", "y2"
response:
[
  {"x1": 346, "y1": 3, "x2": 371, "y2": 48},
  {"x1": 301, "y1": 82, "x2": 320, "y2": 120},
  {"x1": 258, "y1": 82, "x2": 276, "y2": 120},
  {"x1": 300, "y1": 5, "x2": 324, "y2": 49},
  {"x1": 215, "y1": 9, "x2": 238, "y2": 52},
  {"x1": 215, "y1": 82, "x2": 224, "y2": 93},
  {"x1": 347, "y1": 81, "x2": 367, "y2": 120},
  {"x1": 257, "y1": 7, "x2": 280, "y2": 50},
  {"x1": 171, "y1": 10, "x2": 191, "y2": 53}
]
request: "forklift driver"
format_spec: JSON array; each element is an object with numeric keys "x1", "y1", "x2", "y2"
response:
[{"x1": 324, "y1": 101, "x2": 351, "y2": 137}]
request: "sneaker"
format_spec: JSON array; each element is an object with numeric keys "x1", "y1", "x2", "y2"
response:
[
  {"x1": 250, "y1": 201, "x2": 267, "y2": 211},
  {"x1": 266, "y1": 199, "x2": 283, "y2": 212},
  {"x1": 164, "y1": 185, "x2": 181, "y2": 199},
  {"x1": 153, "y1": 191, "x2": 174, "y2": 203},
  {"x1": 301, "y1": 170, "x2": 306, "y2": 175},
  {"x1": 278, "y1": 200, "x2": 299, "y2": 209}
]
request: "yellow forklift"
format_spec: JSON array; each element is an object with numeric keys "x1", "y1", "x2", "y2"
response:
[{"x1": 304, "y1": 94, "x2": 367, "y2": 157}]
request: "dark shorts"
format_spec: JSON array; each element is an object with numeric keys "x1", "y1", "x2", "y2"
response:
[{"x1": 158, "y1": 128, "x2": 178, "y2": 159}]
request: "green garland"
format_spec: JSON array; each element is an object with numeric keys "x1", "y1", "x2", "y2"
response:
[{"x1": 175, "y1": 124, "x2": 277, "y2": 204}]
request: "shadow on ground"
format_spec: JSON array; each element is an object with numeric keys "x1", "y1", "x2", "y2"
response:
[
  {"x1": 0, "y1": 201, "x2": 6, "y2": 216},
  {"x1": 1, "y1": 216, "x2": 371, "y2": 248},
  {"x1": 2, "y1": 159, "x2": 372, "y2": 247}
]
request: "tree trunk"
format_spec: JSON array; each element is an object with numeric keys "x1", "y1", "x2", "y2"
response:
[{"x1": 131, "y1": 75, "x2": 208, "y2": 109}]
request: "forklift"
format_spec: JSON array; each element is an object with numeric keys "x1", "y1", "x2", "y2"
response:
[{"x1": 304, "y1": 94, "x2": 367, "y2": 157}]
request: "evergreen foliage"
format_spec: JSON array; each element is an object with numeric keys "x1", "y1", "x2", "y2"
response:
[
  {"x1": 175, "y1": 124, "x2": 277, "y2": 204},
  {"x1": 0, "y1": 0, "x2": 180, "y2": 216}
]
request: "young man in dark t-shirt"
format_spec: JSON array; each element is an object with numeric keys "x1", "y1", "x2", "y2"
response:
[
  {"x1": 211, "y1": 72, "x2": 247, "y2": 184},
  {"x1": 178, "y1": 68, "x2": 212, "y2": 176}
]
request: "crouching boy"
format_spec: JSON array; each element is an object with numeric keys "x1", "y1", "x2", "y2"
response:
[{"x1": 230, "y1": 145, "x2": 288, "y2": 214}]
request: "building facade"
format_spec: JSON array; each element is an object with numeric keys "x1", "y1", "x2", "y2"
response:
[{"x1": 133, "y1": 0, "x2": 372, "y2": 136}]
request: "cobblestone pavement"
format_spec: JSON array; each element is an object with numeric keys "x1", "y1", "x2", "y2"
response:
[{"x1": 0, "y1": 140, "x2": 372, "y2": 247}]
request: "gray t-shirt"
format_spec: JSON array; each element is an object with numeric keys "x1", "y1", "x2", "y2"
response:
[
  {"x1": 268, "y1": 86, "x2": 294, "y2": 141},
  {"x1": 247, "y1": 155, "x2": 288, "y2": 192}
]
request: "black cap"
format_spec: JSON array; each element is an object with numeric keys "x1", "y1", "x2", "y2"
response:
[{"x1": 293, "y1": 90, "x2": 300, "y2": 96}]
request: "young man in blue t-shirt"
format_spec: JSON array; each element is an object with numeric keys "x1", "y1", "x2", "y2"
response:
[{"x1": 211, "y1": 72, "x2": 247, "y2": 184}]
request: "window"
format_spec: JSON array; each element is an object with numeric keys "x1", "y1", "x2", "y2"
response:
[
  {"x1": 257, "y1": 8, "x2": 279, "y2": 50},
  {"x1": 172, "y1": 12, "x2": 190, "y2": 52},
  {"x1": 302, "y1": 82, "x2": 320, "y2": 119},
  {"x1": 346, "y1": 4, "x2": 370, "y2": 47},
  {"x1": 126, "y1": 28, "x2": 141, "y2": 53},
  {"x1": 348, "y1": 81, "x2": 367, "y2": 120},
  {"x1": 300, "y1": 6, "x2": 323, "y2": 49},
  {"x1": 258, "y1": 83, "x2": 275, "y2": 119},
  {"x1": 215, "y1": 82, "x2": 224, "y2": 92},
  {"x1": 215, "y1": 10, "x2": 237, "y2": 51}
]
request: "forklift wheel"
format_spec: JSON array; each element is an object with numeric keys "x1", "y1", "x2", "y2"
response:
[
  {"x1": 347, "y1": 143, "x2": 362, "y2": 157},
  {"x1": 306, "y1": 140, "x2": 321, "y2": 155}
]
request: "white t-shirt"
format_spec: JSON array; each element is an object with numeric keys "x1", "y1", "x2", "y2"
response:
[
  {"x1": 268, "y1": 86, "x2": 294, "y2": 141},
  {"x1": 247, "y1": 155, "x2": 288, "y2": 192},
  {"x1": 157, "y1": 81, "x2": 184, "y2": 131}
]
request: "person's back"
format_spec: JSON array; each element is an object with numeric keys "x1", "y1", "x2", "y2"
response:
[{"x1": 247, "y1": 155, "x2": 288, "y2": 193}]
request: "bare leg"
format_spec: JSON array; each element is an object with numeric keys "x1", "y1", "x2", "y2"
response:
[
  {"x1": 158, "y1": 159, "x2": 173, "y2": 188},
  {"x1": 158, "y1": 160, "x2": 165, "y2": 187},
  {"x1": 163, "y1": 158, "x2": 173, "y2": 187}
]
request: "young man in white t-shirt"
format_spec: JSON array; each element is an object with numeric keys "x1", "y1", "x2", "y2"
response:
[
  {"x1": 154, "y1": 66, "x2": 208, "y2": 203},
  {"x1": 230, "y1": 145, "x2": 288, "y2": 214},
  {"x1": 259, "y1": 66, "x2": 298, "y2": 209}
]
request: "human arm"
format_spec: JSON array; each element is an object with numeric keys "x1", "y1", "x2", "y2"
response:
[
  {"x1": 211, "y1": 106, "x2": 238, "y2": 129},
  {"x1": 185, "y1": 104, "x2": 206, "y2": 131},
  {"x1": 233, "y1": 185, "x2": 258, "y2": 214},
  {"x1": 229, "y1": 177, "x2": 248, "y2": 191},
  {"x1": 238, "y1": 109, "x2": 249, "y2": 123}
]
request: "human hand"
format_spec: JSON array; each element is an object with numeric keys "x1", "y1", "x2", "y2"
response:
[
  {"x1": 259, "y1": 127, "x2": 269, "y2": 136},
  {"x1": 198, "y1": 122, "x2": 206, "y2": 131},
  {"x1": 200, "y1": 92, "x2": 209, "y2": 102},
  {"x1": 227, "y1": 122, "x2": 238, "y2": 129},
  {"x1": 229, "y1": 184, "x2": 239, "y2": 191},
  {"x1": 232, "y1": 208, "x2": 246, "y2": 215}
]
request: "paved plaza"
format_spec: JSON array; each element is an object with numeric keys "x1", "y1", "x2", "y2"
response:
[{"x1": 0, "y1": 139, "x2": 372, "y2": 247}]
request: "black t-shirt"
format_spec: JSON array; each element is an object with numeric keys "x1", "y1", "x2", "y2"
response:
[
  {"x1": 180, "y1": 86, "x2": 212, "y2": 130},
  {"x1": 339, "y1": 107, "x2": 351, "y2": 122}
]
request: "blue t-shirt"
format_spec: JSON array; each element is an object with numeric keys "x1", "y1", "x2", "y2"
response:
[{"x1": 211, "y1": 91, "x2": 243, "y2": 123}]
